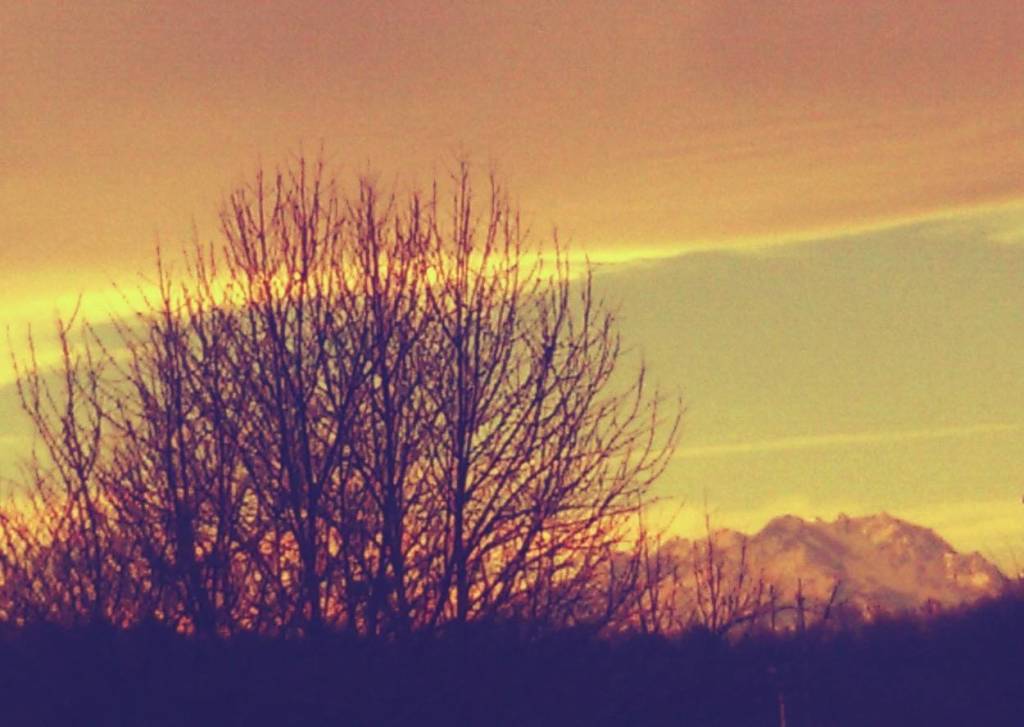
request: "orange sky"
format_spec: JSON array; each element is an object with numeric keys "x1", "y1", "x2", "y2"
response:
[
  {"x1": 3, "y1": 1, "x2": 1023, "y2": 290},
  {"x1": 3, "y1": 1, "x2": 1024, "y2": 561}
]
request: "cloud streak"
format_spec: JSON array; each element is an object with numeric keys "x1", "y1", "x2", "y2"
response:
[{"x1": 678, "y1": 423, "x2": 1019, "y2": 459}]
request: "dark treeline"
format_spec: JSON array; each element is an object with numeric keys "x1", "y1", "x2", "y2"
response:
[{"x1": 0, "y1": 592, "x2": 1021, "y2": 726}]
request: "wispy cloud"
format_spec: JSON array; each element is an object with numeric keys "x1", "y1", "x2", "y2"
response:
[{"x1": 677, "y1": 423, "x2": 1019, "y2": 459}]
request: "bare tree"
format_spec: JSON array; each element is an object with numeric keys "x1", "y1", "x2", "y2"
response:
[
  {"x1": 1, "y1": 310, "x2": 140, "y2": 627},
  {"x1": 686, "y1": 515, "x2": 768, "y2": 637},
  {"x1": 1, "y1": 156, "x2": 679, "y2": 638},
  {"x1": 415, "y1": 171, "x2": 676, "y2": 630}
]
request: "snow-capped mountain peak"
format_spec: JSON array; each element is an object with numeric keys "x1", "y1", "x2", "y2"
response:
[{"x1": 661, "y1": 512, "x2": 1007, "y2": 621}]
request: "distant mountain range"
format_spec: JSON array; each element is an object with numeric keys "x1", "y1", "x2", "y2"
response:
[{"x1": 653, "y1": 513, "x2": 1007, "y2": 625}]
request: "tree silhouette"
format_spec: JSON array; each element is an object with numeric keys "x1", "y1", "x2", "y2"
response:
[{"x1": 1, "y1": 157, "x2": 679, "y2": 637}]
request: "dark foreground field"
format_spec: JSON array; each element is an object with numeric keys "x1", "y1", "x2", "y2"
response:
[{"x1": 1, "y1": 594, "x2": 1021, "y2": 727}]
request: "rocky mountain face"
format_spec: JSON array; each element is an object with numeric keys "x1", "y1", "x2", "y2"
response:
[{"x1": 650, "y1": 513, "x2": 1007, "y2": 630}]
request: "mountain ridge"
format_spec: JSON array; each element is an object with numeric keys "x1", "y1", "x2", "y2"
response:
[{"x1": 658, "y1": 511, "x2": 1007, "y2": 620}]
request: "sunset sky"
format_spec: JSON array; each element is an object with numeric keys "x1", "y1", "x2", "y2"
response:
[{"x1": 2, "y1": 2, "x2": 1023, "y2": 564}]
